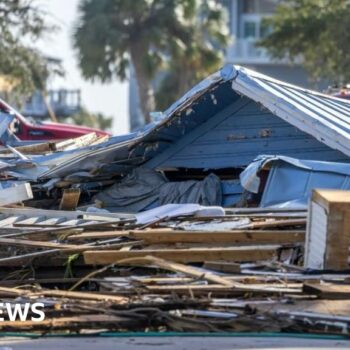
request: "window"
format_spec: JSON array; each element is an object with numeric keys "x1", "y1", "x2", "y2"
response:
[
  {"x1": 243, "y1": 0, "x2": 257, "y2": 14},
  {"x1": 244, "y1": 21, "x2": 257, "y2": 39},
  {"x1": 242, "y1": 0, "x2": 277, "y2": 14},
  {"x1": 260, "y1": 0, "x2": 277, "y2": 13}
]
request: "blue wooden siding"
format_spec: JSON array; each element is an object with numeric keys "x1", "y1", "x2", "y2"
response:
[{"x1": 146, "y1": 96, "x2": 349, "y2": 170}]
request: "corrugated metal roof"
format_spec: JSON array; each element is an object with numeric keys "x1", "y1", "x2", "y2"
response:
[
  {"x1": 145, "y1": 65, "x2": 350, "y2": 169},
  {"x1": 226, "y1": 65, "x2": 350, "y2": 158}
]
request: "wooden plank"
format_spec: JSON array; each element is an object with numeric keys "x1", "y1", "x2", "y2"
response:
[
  {"x1": 0, "y1": 286, "x2": 128, "y2": 303},
  {"x1": 145, "y1": 284, "x2": 300, "y2": 294},
  {"x1": 66, "y1": 231, "x2": 128, "y2": 241},
  {"x1": 116, "y1": 256, "x2": 236, "y2": 287},
  {"x1": 59, "y1": 188, "x2": 81, "y2": 211},
  {"x1": 326, "y1": 209, "x2": 350, "y2": 270},
  {"x1": 0, "y1": 183, "x2": 33, "y2": 206},
  {"x1": 241, "y1": 218, "x2": 306, "y2": 229},
  {"x1": 0, "y1": 142, "x2": 53, "y2": 155},
  {"x1": 0, "y1": 237, "x2": 89, "y2": 250},
  {"x1": 303, "y1": 282, "x2": 350, "y2": 299},
  {"x1": 135, "y1": 276, "x2": 300, "y2": 287},
  {"x1": 84, "y1": 245, "x2": 279, "y2": 265},
  {"x1": 129, "y1": 230, "x2": 305, "y2": 244}
]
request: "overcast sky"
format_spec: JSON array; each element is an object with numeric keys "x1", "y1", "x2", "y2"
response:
[{"x1": 36, "y1": 0, "x2": 129, "y2": 135}]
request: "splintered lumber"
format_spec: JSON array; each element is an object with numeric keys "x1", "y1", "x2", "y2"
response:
[
  {"x1": 303, "y1": 282, "x2": 350, "y2": 299},
  {"x1": 53, "y1": 132, "x2": 99, "y2": 151},
  {"x1": 0, "y1": 183, "x2": 33, "y2": 206},
  {"x1": 0, "y1": 286, "x2": 128, "y2": 303},
  {"x1": 84, "y1": 245, "x2": 280, "y2": 265},
  {"x1": 116, "y1": 256, "x2": 237, "y2": 287},
  {"x1": 305, "y1": 189, "x2": 350, "y2": 270},
  {"x1": 129, "y1": 230, "x2": 305, "y2": 244},
  {"x1": 59, "y1": 188, "x2": 81, "y2": 211}
]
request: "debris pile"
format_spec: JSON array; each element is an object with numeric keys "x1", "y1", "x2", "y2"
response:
[
  {"x1": 0, "y1": 205, "x2": 346, "y2": 335},
  {"x1": 0, "y1": 65, "x2": 349, "y2": 336}
]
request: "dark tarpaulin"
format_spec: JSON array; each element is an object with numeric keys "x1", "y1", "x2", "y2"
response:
[{"x1": 95, "y1": 168, "x2": 222, "y2": 212}]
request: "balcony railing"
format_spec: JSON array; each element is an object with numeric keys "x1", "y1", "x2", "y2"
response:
[{"x1": 22, "y1": 89, "x2": 81, "y2": 119}]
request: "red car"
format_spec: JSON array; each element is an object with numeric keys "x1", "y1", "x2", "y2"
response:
[{"x1": 0, "y1": 98, "x2": 110, "y2": 142}]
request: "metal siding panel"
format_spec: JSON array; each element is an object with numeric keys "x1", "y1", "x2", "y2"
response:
[{"x1": 260, "y1": 163, "x2": 350, "y2": 207}]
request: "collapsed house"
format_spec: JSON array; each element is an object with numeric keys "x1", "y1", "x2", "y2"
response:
[
  {"x1": 2, "y1": 64, "x2": 350, "y2": 211},
  {"x1": 0, "y1": 66, "x2": 348, "y2": 335}
]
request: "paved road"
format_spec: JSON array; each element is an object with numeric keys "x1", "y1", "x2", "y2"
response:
[{"x1": 0, "y1": 336, "x2": 349, "y2": 350}]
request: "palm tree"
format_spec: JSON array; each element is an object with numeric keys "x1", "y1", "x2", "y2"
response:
[
  {"x1": 73, "y1": 0, "x2": 229, "y2": 124},
  {"x1": 155, "y1": 1, "x2": 229, "y2": 110}
]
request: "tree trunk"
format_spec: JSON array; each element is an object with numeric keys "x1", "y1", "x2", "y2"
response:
[{"x1": 130, "y1": 45, "x2": 155, "y2": 125}]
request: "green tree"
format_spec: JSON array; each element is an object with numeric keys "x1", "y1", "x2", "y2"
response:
[
  {"x1": 70, "y1": 108, "x2": 113, "y2": 131},
  {"x1": 73, "y1": 0, "x2": 229, "y2": 124},
  {"x1": 0, "y1": 0, "x2": 53, "y2": 97},
  {"x1": 259, "y1": 0, "x2": 350, "y2": 84},
  {"x1": 155, "y1": 1, "x2": 229, "y2": 110}
]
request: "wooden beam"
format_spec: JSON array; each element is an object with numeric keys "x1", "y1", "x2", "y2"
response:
[
  {"x1": 241, "y1": 218, "x2": 306, "y2": 229},
  {"x1": 303, "y1": 282, "x2": 350, "y2": 299},
  {"x1": 129, "y1": 230, "x2": 305, "y2": 244},
  {"x1": 116, "y1": 256, "x2": 237, "y2": 287},
  {"x1": 84, "y1": 245, "x2": 279, "y2": 265},
  {"x1": 0, "y1": 183, "x2": 33, "y2": 206},
  {"x1": 145, "y1": 283, "x2": 300, "y2": 294},
  {"x1": 0, "y1": 237, "x2": 89, "y2": 250}
]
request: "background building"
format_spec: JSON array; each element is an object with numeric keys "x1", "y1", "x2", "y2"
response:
[
  {"x1": 22, "y1": 89, "x2": 81, "y2": 120},
  {"x1": 224, "y1": 0, "x2": 316, "y2": 88}
]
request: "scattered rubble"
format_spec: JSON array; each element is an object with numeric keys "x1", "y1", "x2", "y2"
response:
[{"x1": 0, "y1": 65, "x2": 349, "y2": 336}]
